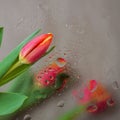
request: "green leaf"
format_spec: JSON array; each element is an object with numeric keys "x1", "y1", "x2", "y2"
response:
[
  {"x1": 42, "y1": 46, "x2": 55, "y2": 57},
  {"x1": 21, "y1": 87, "x2": 55, "y2": 110},
  {"x1": 34, "y1": 87, "x2": 55, "y2": 99},
  {"x1": 55, "y1": 73, "x2": 69, "y2": 89},
  {"x1": 0, "y1": 92, "x2": 28, "y2": 116},
  {"x1": 0, "y1": 62, "x2": 31, "y2": 86},
  {"x1": 8, "y1": 70, "x2": 33, "y2": 95},
  {"x1": 0, "y1": 29, "x2": 41, "y2": 81},
  {"x1": 0, "y1": 27, "x2": 4, "y2": 46}
]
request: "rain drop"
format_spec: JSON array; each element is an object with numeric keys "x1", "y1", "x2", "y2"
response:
[
  {"x1": 112, "y1": 81, "x2": 119, "y2": 90},
  {"x1": 16, "y1": 17, "x2": 24, "y2": 28},
  {"x1": 77, "y1": 29, "x2": 85, "y2": 34},
  {"x1": 65, "y1": 24, "x2": 68, "y2": 27},
  {"x1": 23, "y1": 114, "x2": 31, "y2": 120},
  {"x1": 79, "y1": 92, "x2": 84, "y2": 99},
  {"x1": 77, "y1": 75, "x2": 80, "y2": 79},
  {"x1": 65, "y1": 24, "x2": 73, "y2": 29},
  {"x1": 58, "y1": 93, "x2": 62, "y2": 96},
  {"x1": 64, "y1": 53, "x2": 66, "y2": 56},
  {"x1": 16, "y1": 118, "x2": 19, "y2": 120},
  {"x1": 73, "y1": 62, "x2": 77, "y2": 66},
  {"x1": 57, "y1": 100, "x2": 65, "y2": 107}
]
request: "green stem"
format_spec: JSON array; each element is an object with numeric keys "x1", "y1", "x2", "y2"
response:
[
  {"x1": 3, "y1": 60, "x2": 22, "y2": 77},
  {"x1": 58, "y1": 105, "x2": 86, "y2": 120},
  {"x1": 21, "y1": 87, "x2": 39, "y2": 110},
  {"x1": 42, "y1": 46, "x2": 55, "y2": 57},
  {"x1": 21, "y1": 86, "x2": 56, "y2": 110}
]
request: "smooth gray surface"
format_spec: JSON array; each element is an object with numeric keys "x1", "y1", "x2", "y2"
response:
[{"x1": 0, "y1": 0, "x2": 120, "y2": 120}]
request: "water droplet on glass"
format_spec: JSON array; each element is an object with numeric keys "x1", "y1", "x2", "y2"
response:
[
  {"x1": 55, "y1": 58, "x2": 66, "y2": 67},
  {"x1": 77, "y1": 75, "x2": 80, "y2": 79},
  {"x1": 78, "y1": 92, "x2": 84, "y2": 99},
  {"x1": 23, "y1": 114, "x2": 31, "y2": 120},
  {"x1": 16, "y1": 18, "x2": 24, "y2": 27},
  {"x1": 73, "y1": 89, "x2": 84, "y2": 100},
  {"x1": 65, "y1": 24, "x2": 73, "y2": 29},
  {"x1": 38, "y1": 3, "x2": 49, "y2": 11},
  {"x1": 77, "y1": 30, "x2": 85, "y2": 34},
  {"x1": 90, "y1": 85, "x2": 97, "y2": 93},
  {"x1": 73, "y1": 62, "x2": 77, "y2": 66},
  {"x1": 58, "y1": 93, "x2": 62, "y2": 96},
  {"x1": 64, "y1": 53, "x2": 66, "y2": 56},
  {"x1": 49, "y1": 56, "x2": 52, "y2": 59},
  {"x1": 65, "y1": 24, "x2": 68, "y2": 27},
  {"x1": 57, "y1": 100, "x2": 65, "y2": 107},
  {"x1": 112, "y1": 81, "x2": 119, "y2": 90}
]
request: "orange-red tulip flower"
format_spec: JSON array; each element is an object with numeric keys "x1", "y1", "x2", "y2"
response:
[{"x1": 19, "y1": 33, "x2": 53, "y2": 64}]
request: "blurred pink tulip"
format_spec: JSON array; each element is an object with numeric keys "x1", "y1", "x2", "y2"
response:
[
  {"x1": 73, "y1": 80, "x2": 115, "y2": 113},
  {"x1": 35, "y1": 58, "x2": 67, "y2": 87}
]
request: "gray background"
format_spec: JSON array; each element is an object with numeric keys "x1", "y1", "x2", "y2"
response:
[{"x1": 0, "y1": 0, "x2": 120, "y2": 120}]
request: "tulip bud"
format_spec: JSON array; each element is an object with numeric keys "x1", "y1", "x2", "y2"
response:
[{"x1": 19, "y1": 33, "x2": 53, "y2": 64}]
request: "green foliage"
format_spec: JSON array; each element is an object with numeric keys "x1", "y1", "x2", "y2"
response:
[
  {"x1": 8, "y1": 70, "x2": 33, "y2": 95},
  {"x1": 0, "y1": 92, "x2": 27, "y2": 116},
  {"x1": 55, "y1": 73, "x2": 69, "y2": 89},
  {"x1": 0, "y1": 27, "x2": 3, "y2": 46}
]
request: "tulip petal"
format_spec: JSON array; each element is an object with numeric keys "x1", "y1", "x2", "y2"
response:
[
  {"x1": 19, "y1": 33, "x2": 50, "y2": 58},
  {"x1": 27, "y1": 40, "x2": 52, "y2": 63},
  {"x1": 20, "y1": 33, "x2": 53, "y2": 64}
]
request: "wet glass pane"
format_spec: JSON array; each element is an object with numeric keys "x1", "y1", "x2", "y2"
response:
[{"x1": 0, "y1": 0, "x2": 120, "y2": 120}]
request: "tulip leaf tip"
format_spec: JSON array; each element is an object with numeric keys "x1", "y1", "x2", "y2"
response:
[
  {"x1": 43, "y1": 45, "x2": 56, "y2": 57},
  {"x1": 0, "y1": 27, "x2": 4, "y2": 46}
]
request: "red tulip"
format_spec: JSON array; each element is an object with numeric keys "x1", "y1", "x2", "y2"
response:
[
  {"x1": 73, "y1": 80, "x2": 115, "y2": 113},
  {"x1": 19, "y1": 33, "x2": 53, "y2": 64}
]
